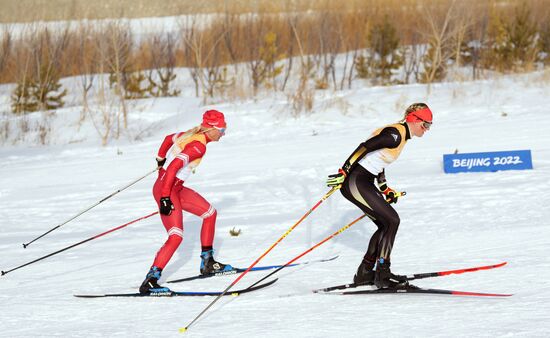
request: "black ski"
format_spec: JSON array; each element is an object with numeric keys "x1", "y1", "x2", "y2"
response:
[
  {"x1": 315, "y1": 261, "x2": 507, "y2": 293},
  {"x1": 319, "y1": 284, "x2": 512, "y2": 297},
  {"x1": 167, "y1": 255, "x2": 338, "y2": 284},
  {"x1": 74, "y1": 278, "x2": 277, "y2": 298}
]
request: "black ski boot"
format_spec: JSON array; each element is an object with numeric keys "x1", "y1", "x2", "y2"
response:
[
  {"x1": 139, "y1": 266, "x2": 170, "y2": 294},
  {"x1": 353, "y1": 258, "x2": 375, "y2": 285},
  {"x1": 374, "y1": 258, "x2": 408, "y2": 289},
  {"x1": 200, "y1": 250, "x2": 234, "y2": 275}
]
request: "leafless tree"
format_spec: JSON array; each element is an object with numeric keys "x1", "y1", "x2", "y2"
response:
[
  {"x1": 346, "y1": 12, "x2": 369, "y2": 89},
  {"x1": 420, "y1": 0, "x2": 459, "y2": 93},
  {"x1": 0, "y1": 26, "x2": 12, "y2": 84},
  {"x1": 90, "y1": 23, "x2": 132, "y2": 141},
  {"x1": 180, "y1": 16, "x2": 228, "y2": 103},
  {"x1": 401, "y1": 31, "x2": 423, "y2": 84},
  {"x1": 315, "y1": 11, "x2": 341, "y2": 90},
  {"x1": 88, "y1": 52, "x2": 118, "y2": 146},
  {"x1": 243, "y1": 14, "x2": 268, "y2": 96},
  {"x1": 147, "y1": 32, "x2": 180, "y2": 97},
  {"x1": 100, "y1": 22, "x2": 132, "y2": 132},
  {"x1": 288, "y1": 18, "x2": 314, "y2": 115},
  {"x1": 281, "y1": 15, "x2": 296, "y2": 92},
  {"x1": 75, "y1": 24, "x2": 99, "y2": 122},
  {"x1": 179, "y1": 16, "x2": 201, "y2": 97}
]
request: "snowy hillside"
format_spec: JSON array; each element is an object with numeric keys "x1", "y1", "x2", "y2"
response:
[{"x1": 1, "y1": 70, "x2": 550, "y2": 337}]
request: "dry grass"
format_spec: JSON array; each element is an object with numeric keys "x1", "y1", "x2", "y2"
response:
[
  {"x1": 2, "y1": 0, "x2": 215, "y2": 23},
  {"x1": 2, "y1": 0, "x2": 364, "y2": 23},
  {"x1": 5, "y1": 0, "x2": 546, "y2": 23},
  {"x1": 1, "y1": 0, "x2": 548, "y2": 103}
]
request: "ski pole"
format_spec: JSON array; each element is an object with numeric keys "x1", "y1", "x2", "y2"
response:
[
  {"x1": 244, "y1": 213, "x2": 368, "y2": 290},
  {"x1": 179, "y1": 186, "x2": 340, "y2": 334},
  {"x1": 2, "y1": 211, "x2": 158, "y2": 277},
  {"x1": 22, "y1": 168, "x2": 158, "y2": 248},
  {"x1": 240, "y1": 192, "x2": 406, "y2": 290}
]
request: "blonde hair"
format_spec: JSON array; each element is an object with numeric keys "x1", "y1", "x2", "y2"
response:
[
  {"x1": 174, "y1": 125, "x2": 203, "y2": 144},
  {"x1": 403, "y1": 102, "x2": 429, "y2": 120}
]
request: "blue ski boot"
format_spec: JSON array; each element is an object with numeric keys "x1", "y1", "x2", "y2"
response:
[
  {"x1": 139, "y1": 266, "x2": 171, "y2": 294},
  {"x1": 200, "y1": 250, "x2": 234, "y2": 275}
]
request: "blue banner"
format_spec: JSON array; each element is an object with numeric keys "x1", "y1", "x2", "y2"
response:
[{"x1": 443, "y1": 150, "x2": 533, "y2": 173}]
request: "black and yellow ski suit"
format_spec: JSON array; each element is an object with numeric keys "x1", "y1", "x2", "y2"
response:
[{"x1": 340, "y1": 122, "x2": 411, "y2": 264}]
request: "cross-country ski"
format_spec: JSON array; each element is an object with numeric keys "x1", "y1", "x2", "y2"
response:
[{"x1": 75, "y1": 278, "x2": 278, "y2": 298}]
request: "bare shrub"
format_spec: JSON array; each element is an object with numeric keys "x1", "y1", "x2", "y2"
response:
[
  {"x1": 147, "y1": 33, "x2": 181, "y2": 97},
  {"x1": 88, "y1": 74, "x2": 120, "y2": 146},
  {"x1": 37, "y1": 112, "x2": 54, "y2": 145},
  {"x1": 0, "y1": 119, "x2": 9, "y2": 143},
  {"x1": 18, "y1": 116, "x2": 29, "y2": 134},
  {"x1": 10, "y1": 26, "x2": 68, "y2": 114}
]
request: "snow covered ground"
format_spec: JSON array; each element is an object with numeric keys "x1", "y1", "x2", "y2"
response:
[{"x1": 1, "y1": 70, "x2": 550, "y2": 337}]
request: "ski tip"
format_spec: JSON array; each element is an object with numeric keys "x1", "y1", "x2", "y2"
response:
[
  {"x1": 452, "y1": 290, "x2": 513, "y2": 297},
  {"x1": 179, "y1": 327, "x2": 188, "y2": 334},
  {"x1": 491, "y1": 261, "x2": 507, "y2": 268}
]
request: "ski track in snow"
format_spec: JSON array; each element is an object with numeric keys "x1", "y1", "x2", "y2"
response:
[{"x1": 1, "y1": 74, "x2": 550, "y2": 337}]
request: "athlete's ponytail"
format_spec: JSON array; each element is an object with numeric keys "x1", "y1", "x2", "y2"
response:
[{"x1": 174, "y1": 126, "x2": 202, "y2": 147}]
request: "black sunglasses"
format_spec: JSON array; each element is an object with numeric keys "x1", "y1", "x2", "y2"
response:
[{"x1": 412, "y1": 114, "x2": 432, "y2": 130}]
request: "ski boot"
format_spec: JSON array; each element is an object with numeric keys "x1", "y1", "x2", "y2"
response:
[
  {"x1": 374, "y1": 258, "x2": 408, "y2": 289},
  {"x1": 200, "y1": 250, "x2": 234, "y2": 275},
  {"x1": 353, "y1": 258, "x2": 375, "y2": 285},
  {"x1": 139, "y1": 266, "x2": 171, "y2": 294}
]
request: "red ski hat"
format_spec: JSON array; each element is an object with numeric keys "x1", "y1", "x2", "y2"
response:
[
  {"x1": 201, "y1": 110, "x2": 226, "y2": 128},
  {"x1": 405, "y1": 107, "x2": 433, "y2": 123}
]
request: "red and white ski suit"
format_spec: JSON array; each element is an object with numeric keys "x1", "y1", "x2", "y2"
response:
[{"x1": 150, "y1": 131, "x2": 217, "y2": 270}]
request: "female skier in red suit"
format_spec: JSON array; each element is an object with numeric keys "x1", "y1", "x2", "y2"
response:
[{"x1": 140, "y1": 110, "x2": 233, "y2": 294}]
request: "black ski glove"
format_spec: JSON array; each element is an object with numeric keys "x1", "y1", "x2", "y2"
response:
[
  {"x1": 159, "y1": 197, "x2": 174, "y2": 215},
  {"x1": 156, "y1": 157, "x2": 166, "y2": 169}
]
